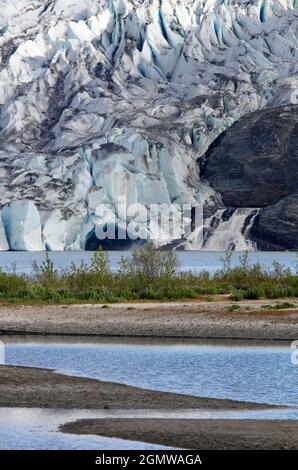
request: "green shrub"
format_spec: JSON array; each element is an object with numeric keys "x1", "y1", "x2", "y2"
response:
[
  {"x1": 228, "y1": 304, "x2": 241, "y2": 312},
  {"x1": 264, "y1": 286, "x2": 298, "y2": 299},
  {"x1": 90, "y1": 247, "x2": 111, "y2": 281},
  {"x1": 121, "y1": 242, "x2": 179, "y2": 281},
  {"x1": 32, "y1": 253, "x2": 58, "y2": 290},
  {"x1": 0, "y1": 272, "x2": 28, "y2": 294},
  {"x1": 242, "y1": 288, "x2": 265, "y2": 300},
  {"x1": 231, "y1": 290, "x2": 244, "y2": 301},
  {"x1": 269, "y1": 302, "x2": 295, "y2": 310}
]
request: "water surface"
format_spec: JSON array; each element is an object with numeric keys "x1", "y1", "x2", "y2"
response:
[
  {"x1": 0, "y1": 251, "x2": 296, "y2": 274},
  {"x1": 2, "y1": 336, "x2": 297, "y2": 407},
  {"x1": 0, "y1": 408, "x2": 171, "y2": 450}
]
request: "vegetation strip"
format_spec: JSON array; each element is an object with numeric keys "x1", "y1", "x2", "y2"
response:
[{"x1": 1, "y1": 244, "x2": 298, "y2": 304}]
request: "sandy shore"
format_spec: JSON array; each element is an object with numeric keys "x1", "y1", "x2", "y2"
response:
[
  {"x1": 0, "y1": 300, "x2": 298, "y2": 339},
  {"x1": 0, "y1": 365, "x2": 274, "y2": 410},
  {"x1": 61, "y1": 418, "x2": 298, "y2": 450}
]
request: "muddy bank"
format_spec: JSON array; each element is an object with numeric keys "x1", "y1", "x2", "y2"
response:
[
  {"x1": 61, "y1": 418, "x2": 298, "y2": 450},
  {"x1": 0, "y1": 365, "x2": 275, "y2": 410},
  {"x1": 0, "y1": 301, "x2": 298, "y2": 340}
]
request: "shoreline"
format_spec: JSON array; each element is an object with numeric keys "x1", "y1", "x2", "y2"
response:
[
  {"x1": 0, "y1": 300, "x2": 297, "y2": 340},
  {"x1": 0, "y1": 365, "x2": 274, "y2": 410},
  {"x1": 60, "y1": 418, "x2": 298, "y2": 450},
  {"x1": 0, "y1": 361, "x2": 295, "y2": 450}
]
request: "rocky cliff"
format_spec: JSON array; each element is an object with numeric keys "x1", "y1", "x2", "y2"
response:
[
  {"x1": 201, "y1": 105, "x2": 298, "y2": 208},
  {"x1": 201, "y1": 104, "x2": 298, "y2": 250},
  {"x1": 251, "y1": 194, "x2": 298, "y2": 250}
]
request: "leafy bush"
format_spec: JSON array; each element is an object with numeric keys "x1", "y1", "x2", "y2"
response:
[
  {"x1": 32, "y1": 253, "x2": 58, "y2": 290},
  {"x1": 65, "y1": 260, "x2": 92, "y2": 293},
  {"x1": 90, "y1": 247, "x2": 111, "y2": 281},
  {"x1": 242, "y1": 287, "x2": 265, "y2": 300},
  {"x1": 121, "y1": 242, "x2": 179, "y2": 281},
  {"x1": 269, "y1": 302, "x2": 295, "y2": 310},
  {"x1": 231, "y1": 290, "x2": 244, "y2": 301},
  {"x1": 0, "y1": 271, "x2": 27, "y2": 295}
]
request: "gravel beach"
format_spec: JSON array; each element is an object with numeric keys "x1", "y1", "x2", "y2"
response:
[
  {"x1": 0, "y1": 300, "x2": 297, "y2": 340},
  {"x1": 61, "y1": 418, "x2": 298, "y2": 450}
]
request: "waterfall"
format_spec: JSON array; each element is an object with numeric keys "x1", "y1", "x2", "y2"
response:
[{"x1": 186, "y1": 208, "x2": 260, "y2": 251}]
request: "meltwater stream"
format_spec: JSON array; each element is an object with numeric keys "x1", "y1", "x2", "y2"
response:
[{"x1": 1, "y1": 336, "x2": 298, "y2": 449}]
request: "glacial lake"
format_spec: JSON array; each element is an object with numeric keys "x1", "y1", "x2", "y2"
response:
[
  {"x1": 0, "y1": 251, "x2": 296, "y2": 274},
  {"x1": 1, "y1": 336, "x2": 298, "y2": 449}
]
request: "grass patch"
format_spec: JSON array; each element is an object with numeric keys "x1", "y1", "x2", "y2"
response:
[
  {"x1": 263, "y1": 302, "x2": 296, "y2": 310},
  {"x1": 228, "y1": 305, "x2": 241, "y2": 312}
]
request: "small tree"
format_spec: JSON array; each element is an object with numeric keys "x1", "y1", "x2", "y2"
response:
[
  {"x1": 90, "y1": 247, "x2": 110, "y2": 274},
  {"x1": 220, "y1": 251, "x2": 233, "y2": 276},
  {"x1": 90, "y1": 246, "x2": 111, "y2": 284},
  {"x1": 32, "y1": 253, "x2": 58, "y2": 290},
  {"x1": 123, "y1": 242, "x2": 179, "y2": 282},
  {"x1": 67, "y1": 260, "x2": 91, "y2": 292}
]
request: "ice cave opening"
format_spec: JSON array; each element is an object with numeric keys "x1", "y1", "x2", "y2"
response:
[{"x1": 85, "y1": 225, "x2": 137, "y2": 251}]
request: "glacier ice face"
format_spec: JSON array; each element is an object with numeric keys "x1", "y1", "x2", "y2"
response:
[
  {"x1": 0, "y1": 211, "x2": 9, "y2": 251},
  {"x1": 0, "y1": 0, "x2": 297, "y2": 250},
  {"x1": 2, "y1": 200, "x2": 44, "y2": 251},
  {"x1": 42, "y1": 209, "x2": 67, "y2": 251}
]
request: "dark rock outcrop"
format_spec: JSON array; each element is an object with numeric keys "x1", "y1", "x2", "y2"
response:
[
  {"x1": 201, "y1": 105, "x2": 298, "y2": 207},
  {"x1": 251, "y1": 194, "x2": 298, "y2": 251}
]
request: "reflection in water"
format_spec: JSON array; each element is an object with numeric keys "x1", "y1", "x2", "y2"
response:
[{"x1": 0, "y1": 408, "x2": 173, "y2": 450}]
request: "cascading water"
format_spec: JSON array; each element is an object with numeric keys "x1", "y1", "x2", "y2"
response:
[{"x1": 186, "y1": 208, "x2": 260, "y2": 251}]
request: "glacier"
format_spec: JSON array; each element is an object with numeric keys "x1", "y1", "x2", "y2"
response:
[
  {"x1": 0, "y1": 0, "x2": 297, "y2": 250},
  {"x1": 1, "y1": 200, "x2": 44, "y2": 251}
]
